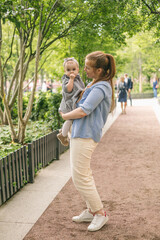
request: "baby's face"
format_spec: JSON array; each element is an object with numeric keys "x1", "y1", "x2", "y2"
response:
[{"x1": 64, "y1": 61, "x2": 79, "y2": 77}]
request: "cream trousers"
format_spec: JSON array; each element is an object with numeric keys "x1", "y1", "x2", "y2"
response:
[{"x1": 70, "y1": 138, "x2": 103, "y2": 213}]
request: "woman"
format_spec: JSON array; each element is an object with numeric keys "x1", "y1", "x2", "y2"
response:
[
  {"x1": 60, "y1": 51, "x2": 116, "y2": 232},
  {"x1": 118, "y1": 76, "x2": 127, "y2": 114},
  {"x1": 153, "y1": 77, "x2": 159, "y2": 98}
]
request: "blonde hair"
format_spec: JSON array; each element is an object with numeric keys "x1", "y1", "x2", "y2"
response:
[
  {"x1": 86, "y1": 51, "x2": 116, "y2": 112},
  {"x1": 120, "y1": 76, "x2": 125, "y2": 82}
]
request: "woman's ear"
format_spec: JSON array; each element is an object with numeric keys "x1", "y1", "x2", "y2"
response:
[{"x1": 97, "y1": 68, "x2": 103, "y2": 75}]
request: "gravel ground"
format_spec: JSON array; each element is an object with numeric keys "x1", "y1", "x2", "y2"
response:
[{"x1": 24, "y1": 106, "x2": 160, "y2": 240}]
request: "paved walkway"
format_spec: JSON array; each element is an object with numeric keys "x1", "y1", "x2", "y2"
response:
[{"x1": 0, "y1": 98, "x2": 160, "y2": 240}]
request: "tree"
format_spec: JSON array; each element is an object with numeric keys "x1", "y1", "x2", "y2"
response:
[
  {"x1": 58, "y1": 0, "x2": 144, "y2": 83},
  {"x1": 1, "y1": 0, "x2": 159, "y2": 144},
  {"x1": 116, "y1": 29, "x2": 160, "y2": 92},
  {"x1": 0, "y1": 0, "x2": 88, "y2": 143}
]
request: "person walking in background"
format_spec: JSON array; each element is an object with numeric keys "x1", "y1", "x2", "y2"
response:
[
  {"x1": 127, "y1": 76, "x2": 133, "y2": 106},
  {"x1": 57, "y1": 57, "x2": 85, "y2": 146},
  {"x1": 60, "y1": 51, "x2": 116, "y2": 231},
  {"x1": 118, "y1": 76, "x2": 127, "y2": 114},
  {"x1": 153, "y1": 77, "x2": 159, "y2": 98},
  {"x1": 124, "y1": 73, "x2": 132, "y2": 106},
  {"x1": 42, "y1": 80, "x2": 47, "y2": 92}
]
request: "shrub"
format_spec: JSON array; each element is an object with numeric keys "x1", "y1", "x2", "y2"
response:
[
  {"x1": 46, "y1": 93, "x2": 63, "y2": 130},
  {"x1": 11, "y1": 92, "x2": 33, "y2": 122},
  {"x1": 31, "y1": 91, "x2": 49, "y2": 120}
]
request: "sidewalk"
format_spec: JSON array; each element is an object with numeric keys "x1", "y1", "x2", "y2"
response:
[{"x1": 0, "y1": 98, "x2": 160, "y2": 240}]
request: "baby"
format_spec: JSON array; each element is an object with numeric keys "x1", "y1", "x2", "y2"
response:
[{"x1": 57, "y1": 57, "x2": 85, "y2": 146}]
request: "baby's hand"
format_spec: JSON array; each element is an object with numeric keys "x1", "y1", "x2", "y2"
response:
[{"x1": 70, "y1": 73, "x2": 76, "y2": 80}]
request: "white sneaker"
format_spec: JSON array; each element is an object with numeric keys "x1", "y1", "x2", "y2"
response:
[
  {"x1": 87, "y1": 213, "x2": 109, "y2": 231},
  {"x1": 72, "y1": 209, "x2": 94, "y2": 223}
]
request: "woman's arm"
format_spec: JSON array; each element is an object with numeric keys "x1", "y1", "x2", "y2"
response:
[
  {"x1": 61, "y1": 84, "x2": 109, "y2": 120},
  {"x1": 61, "y1": 107, "x2": 87, "y2": 120}
]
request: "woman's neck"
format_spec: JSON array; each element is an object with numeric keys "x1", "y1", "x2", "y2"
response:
[{"x1": 93, "y1": 76, "x2": 108, "y2": 84}]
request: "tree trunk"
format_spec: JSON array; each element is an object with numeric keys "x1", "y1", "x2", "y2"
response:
[
  {"x1": 139, "y1": 54, "x2": 142, "y2": 93},
  {"x1": 17, "y1": 6, "x2": 42, "y2": 144},
  {"x1": 0, "y1": 19, "x2": 17, "y2": 141},
  {"x1": 17, "y1": 121, "x2": 26, "y2": 144},
  {"x1": 2, "y1": 110, "x2": 8, "y2": 124},
  {"x1": 0, "y1": 107, "x2": 3, "y2": 123}
]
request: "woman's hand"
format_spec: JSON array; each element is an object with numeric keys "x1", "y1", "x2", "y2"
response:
[
  {"x1": 60, "y1": 108, "x2": 87, "y2": 121},
  {"x1": 59, "y1": 111, "x2": 64, "y2": 119},
  {"x1": 60, "y1": 112, "x2": 66, "y2": 120}
]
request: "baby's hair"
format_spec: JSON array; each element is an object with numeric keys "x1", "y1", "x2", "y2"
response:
[
  {"x1": 63, "y1": 57, "x2": 79, "y2": 68},
  {"x1": 86, "y1": 51, "x2": 116, "y2": 112}
]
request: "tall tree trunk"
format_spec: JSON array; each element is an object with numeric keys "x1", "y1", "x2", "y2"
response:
[
  {"x1": 17, "y1": 5, "x2": 43, "y2": 143},
  {"x1": 139, "y1": 54, "x2": 142, "y2": 93},
  {"x1": 0, "y1": 107, "x2": 3, "y2": 123},
  {"x1": 3, "y1": 110, "x2": 8, "y2": 124},
  {"x1": 0, "y1": 18, "x2": 17, "y2": 141},
  {"x1": 17, "y1": 32, "x2": 25, "y2": 143},
  {"x1": 18, "y1": 121, "x2": 26, "y2": 144}
]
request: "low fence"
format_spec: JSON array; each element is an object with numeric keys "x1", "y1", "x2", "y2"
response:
[{"x1": 0, "y1": 130, "x2": 68, "y2": 206}]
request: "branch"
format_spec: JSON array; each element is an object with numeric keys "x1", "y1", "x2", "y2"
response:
[
  {"x1": 3, "y1": 27, "x2": 16, "y2": 71},
  {"x1": 42, "y1": 0, "x2": 60, "y2": 36},
  {"x1": 23, "y1": 43, "x2": 60, "y2": 91},
  {"x1": 9, "y1": 75, "x2": 19, "y2": 108},
  {"x1": 0, "y1": 19, "x2": 17, "y2": 141},
  {"x1": 39, "y1": 43, "x2": 60, "y2": 69},
  {"x1": 26, "y1": 12, "x2": 39, "y2": 50},
  {"x1": 24, "y1": 4, "x2": 43, "y2": 124},
  {"x1": 40, "y1": 13, "x2": 82, "y2": 55},
  {"x1": 7, "y1": 58, "x2": 20, "y2": 102},
  {"x1": 17, "y1": 37, "x2": 25, "y2": 124},
  {"x1": 0, "y1": 107, "x2": 3, "y2": 123},
  {"x1": 0, "y1": 18, "x2": 3, "y2": 97},
  {"x1": 42, "y1": 8, "x2": 65, "y2": 40},
  {"x1": 141, "y1": 0, "x2": 160, "y2": 14},
  {"x1": 23, "y1": 77, "x2": 33, "y2": 91}
]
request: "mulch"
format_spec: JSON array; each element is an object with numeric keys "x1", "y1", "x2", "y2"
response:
[{"x1": 23, "y1": 106, "x2": 160, "y2": 240}]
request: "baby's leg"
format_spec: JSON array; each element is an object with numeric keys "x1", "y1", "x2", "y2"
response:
[{"x1": 62, "y1": 120, "x2": 72, "y2": 137}]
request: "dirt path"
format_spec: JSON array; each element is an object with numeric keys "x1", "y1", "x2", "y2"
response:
[{"x1": 24, "y1": 106, "x2": 160, "y2": 240}]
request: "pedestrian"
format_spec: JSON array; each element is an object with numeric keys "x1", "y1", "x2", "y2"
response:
[
  {"x1": 127, "y1": 76, "x2": 133, "y2": 105},
  {"x1": 57, "y1": 57, "x2": 85, "y2": 146},
  {"x1": 124, "y1": 73, "x2": 132, "y2": 106},
  {"x1": 118, "y1": 76, "x2": 127, "y2": 114},
  {"x1": 41, "y1": 80, "x2": 47, "y2": 92},
  {"x1": 46, "y1": 81, "x2": 52, "y2": 92},
  {"x1": 60, "y1": 51, "x2": 116, "y2": 231},
  {"x1": 153, "y1": 77, "x2": 159, "y2": 98}
]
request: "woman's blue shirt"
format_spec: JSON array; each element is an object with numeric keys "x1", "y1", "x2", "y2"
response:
[{"x1": 71, "y1": 81, "x2": 112, "y2": 142}]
